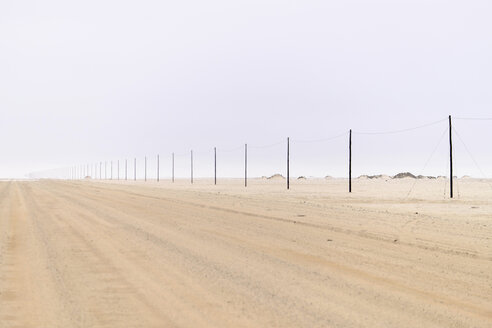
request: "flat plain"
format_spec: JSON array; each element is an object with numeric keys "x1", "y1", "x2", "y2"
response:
[{"x1": 0, "y1": 178, "x2": 491, "y2": 327}]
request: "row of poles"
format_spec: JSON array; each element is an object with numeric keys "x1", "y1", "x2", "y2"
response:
[{"x1": 69, "y1": 115, "x2": 456, "y2": 198}]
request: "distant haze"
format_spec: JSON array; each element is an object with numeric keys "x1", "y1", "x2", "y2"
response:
[{"x1": 1, "y1": 0, "x2": 491, "y2": 178}]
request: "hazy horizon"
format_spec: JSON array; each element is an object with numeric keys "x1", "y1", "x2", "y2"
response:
[{"x1": 1, "y1": 1, "x2": 491, "y2": 179}]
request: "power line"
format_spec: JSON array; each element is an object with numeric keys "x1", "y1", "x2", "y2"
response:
[
  {"x1": 454, "y1": 117, "x2": 492, "y2": 121},
  {"x1": 249, "y1": 139, "x2": 285, "y2": 149},
  {"x1": 219, "y1": 145, "x2": 245, "y2": 153},
  {"x1": 354, "y1": 118, "x2": 447, "y2": 135},
  {"x1": 292, "y1": 132, "x2": 347, "y2": 144}
]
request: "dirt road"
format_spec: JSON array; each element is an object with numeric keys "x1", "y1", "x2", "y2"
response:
[{"x1": 0, "y1": 180, "x2": 490, "y2": 327}]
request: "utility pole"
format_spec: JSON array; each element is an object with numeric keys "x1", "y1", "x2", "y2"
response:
[
  {"x1": 287, "y1": 137, "x2": 290, "y2": 190},
  {"x1": 449, "y1": 115, "x2": 453, "y2": 198},
  {"x1": 191, "y1": 150, "x2": 193, "y2": 184},
  {"x1": 349, "y1": 129, "x2": 352, "y2": 193},
  {"x1": 245, "y1": 143, "x2": 248, "y2": 187}
]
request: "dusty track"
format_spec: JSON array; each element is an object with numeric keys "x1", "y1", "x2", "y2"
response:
[{"x1": 0, "y1": 180, "x2": 491, "y2": 327}]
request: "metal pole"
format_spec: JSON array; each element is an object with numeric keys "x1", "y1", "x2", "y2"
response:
[
  {"x1": 287, "y1": 137, "x2": 290, "y2": 190},
  {"x1": 349, "y1": 129, "x2": 352, "y2": 193},
  {"x1": 134, "y1": 158, "x2": 136, "y2": 181},
  {"x1": 157, "y1": 154, "x2": 160, "y2": 182},
  {"x1": 191, "y1": 150, "x2": 193, "y2": 184},
  {"x1": 118, "y1": 160, "x2": 120, "y2": 180},
  {"x1": 105, "y1": 161, "x2": 107, "y2": 180},
  {"x1": 449, "y1": 115, "x2": 453, "y2": 198},
  {"x1": 145, "y1": 156, "x2": 147, "y2": 181},
  {"x1": 172, "y1": 153, "x2": 175, "y2": 183},
  {"x1": 111, "y1": 161, "x2": 113, "y2": 180},
  {"x1": 214, "y1": 147, "x2": 217, "y2": 185},
  {"x1": 245, "y1": 143, "x2": 247, "y2": 187},
  {"x1": 125, "y1": 159, "x2": 128, "y2": 180}
]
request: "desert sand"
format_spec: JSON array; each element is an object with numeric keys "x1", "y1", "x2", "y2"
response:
[{"x1": 0, "y1": 178, "x2": 490, "y2": 327}]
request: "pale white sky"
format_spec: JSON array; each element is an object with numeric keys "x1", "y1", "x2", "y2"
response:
[{"x1": 1, "y1": 0, "x2": 491, "y2": 179}]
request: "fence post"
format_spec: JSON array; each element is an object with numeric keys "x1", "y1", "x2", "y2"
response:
[
  {"x1": 287, "y1": 137, "x2": 290, "y2": 190},
  {"x1": 449, "y1": 115, "x2": 453, "y2": 198},
  {"x1": 349, "y1": 129, "x2": 352, "y2": 193}
]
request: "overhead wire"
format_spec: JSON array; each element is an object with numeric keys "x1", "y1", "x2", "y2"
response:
[
  {"x1": 292, "y1": 132, "x2": 348, "y2": 144},
  {"x1": 249, "y1": 139, "x2": 286, "y2": 149},
  {"x1": 39, "y1": 116, "x2": 487, "y2": 183},
  {"x1": 353, "y1": 118, "x2": 447, "y2": 135},
  {"x1": 454, "y1": 117, "x2": 492, "y2": 121},
  {"x1": 219, "y1": 145, "x2": 245, "y2": 153}
]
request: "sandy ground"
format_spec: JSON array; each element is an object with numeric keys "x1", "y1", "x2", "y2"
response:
[{"x1": 0, "y1": 178, "x2": 491, "y2": 327}]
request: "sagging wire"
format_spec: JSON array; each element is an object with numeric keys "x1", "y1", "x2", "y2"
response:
[
  {"x1": 292, "y1": 131, "x2": 348, "y2": 144},
  {"x1": 219, "y1": 145, "x2": 245, "y2": 153},
  {"x1": 354, "y1": 118, "x2": 447, "y2": 135},
  {"x1": 454, "y1": 117, "x2": 492, "y2": 121},
  {"x1": 405, "y1": 127, "x2": 448, "y2": 198},
  {"x1": 172, "y1": 151, "x2": 190, "y2": 157},
  {"x1": 249, "y1": 139, "x2": 285, "y2": 149}
]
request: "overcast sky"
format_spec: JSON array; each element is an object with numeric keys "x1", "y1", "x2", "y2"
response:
[{"x1": 1, "y1": 0, "x2": 491, "y2": 179}]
